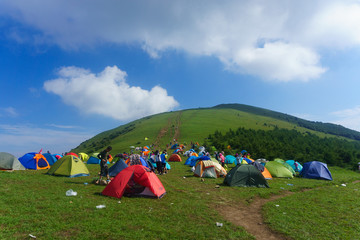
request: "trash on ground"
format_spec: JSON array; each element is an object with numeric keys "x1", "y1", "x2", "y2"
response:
[
  {"x1": 216, "y1": 222, "x2": 223, "y2": 227},
  {"x1": 96, "y1": 205, "x2": 106, "y2": 209},
  {"x1": 341, "y1": 183, "x2": 347, "y2": 187},
  {"x1": 275, "y1": 204, "x2": 280, "y2": 207},
  {"x1": 29, "y1": 234, "x2": 36, "y2": 238},
  {"x1": 66, "y1": 189, "x2": 77, "y2": 196}
]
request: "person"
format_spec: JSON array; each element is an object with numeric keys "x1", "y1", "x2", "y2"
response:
[
  {"x1": 235, "y1": 153, "x2": 242, "y2": 165},
  {"x1": 154, "y1": 150, "x2": 162, "y2": 175},
  {"x1": 160, "y1": 150, "x2": 167, "y2": 174},
  {"x1": 219, "y1": 151, "x2": 225, "y2": 167},
  {"x1": 96, "y1": 146, "x2": 112, "y2": 184}
]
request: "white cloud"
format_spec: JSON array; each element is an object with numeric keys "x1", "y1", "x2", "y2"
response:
[
  {"x1": 0, "y1": 124, "x2": 93, "y2": 158},
  {"x1": 331, "y1": 106, "x2": 360, "y2": 132},
  {"x1": 1, "y1": 0, "x2": 360, "y2": 81},
  {"x1": 43, "y1": 65, "x2": 179, "y2": 121},
  {"x1": 0, "y1": 107, "x2": 18, "y2": 117}
]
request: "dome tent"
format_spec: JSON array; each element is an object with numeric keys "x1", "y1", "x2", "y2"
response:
[
  {"x1": 300, "y1": 161, "x2": 332, "y2": 181},
  {"x1": 102, "y1": 165, "x2": 166, "y2": 199},
  {"x1": 47, "y1": 155, "x2": 89, "y2": 178},
  {"x1": 0, "y1": 152, "x2": 25, "y2": 170},
  {"x1": 224, "y1": 164, "x2": 269, "y2": 188},
  {"x1": 18, "y1": 152, "x2": 50, "y2": 170}
]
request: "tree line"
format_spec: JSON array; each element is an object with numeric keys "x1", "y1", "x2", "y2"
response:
[{"x1": 204, "y1": 127, "x2": 360, "y2": 170}]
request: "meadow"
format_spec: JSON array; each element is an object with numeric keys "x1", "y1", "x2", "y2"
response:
[{"x1": 1, "y1": 161, "x2": 360, "y2": 240}]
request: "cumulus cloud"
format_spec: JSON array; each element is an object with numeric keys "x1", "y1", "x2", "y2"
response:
[
  {"x1": 43, "y1": 66, "x2": 179, "y2": 121},
  {"x1": 1, "y1": 0, "x2": 360, "y2": 81}
]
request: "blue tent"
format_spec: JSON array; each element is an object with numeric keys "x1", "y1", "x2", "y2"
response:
[
  {"x1": 300, "y1": 161, "x2": 332, "y2": 181},
  {"x1": 171, "y1": 143, "x2": 178, "y2": 149},
  {"x1": 225, "y1": 155, "x2": 236, "y2": 164},
  {"x1": 140, "y1": 156, "x2": 150, "y2": 169},
  {"x1": 87, "y1": 156, "x2": 110, "y2": 164},
  {"x1": 243, "y1": 157, "x2": 253, "y2": 164},
  {"x1": 43, "y1": 153, "x2": 57, "y2": 166},
  {"x1": 286, "y1": 160, "x2": 303, "y2": 172},
  {"x1": 108, "y1": 159, "x2": 128, "y2": 177},
  {"x1": 184, "y1": 156, "x2": 198, "y2": 167},
  {"x1": 18, "y1": 152, "x2": 50, "y2": 170},
  {"x1": 87, "y1": 156, "x2": 101, "y2": 164}
]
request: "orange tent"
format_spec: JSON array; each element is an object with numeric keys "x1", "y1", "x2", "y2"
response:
[{"x1": 168, "y1": 154, "x2": 182, "y2": 162}]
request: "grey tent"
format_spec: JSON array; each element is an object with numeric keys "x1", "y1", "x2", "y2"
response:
[
  {"x1": 224, "y1": 164, "x2": 269, "y2": 188},
  {"x1": 0, "y1": 152, "x2": 25, "y2": 170}
]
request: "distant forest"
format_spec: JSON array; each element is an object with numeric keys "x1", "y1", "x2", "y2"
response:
[
  {"x1": 205, "y1": 127, "x2": 360, "y2": 170},
  {"x1": 213, "y1": 104, "x2": 360, "y2": 141}
]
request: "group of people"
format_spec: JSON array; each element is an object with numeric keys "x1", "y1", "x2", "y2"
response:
[
  {"x1": 95, "y1": 146, "x2": 170, "y2": 184},
  {"x1": 151, "y1": 150, "x2": 168, "y2": 175}
]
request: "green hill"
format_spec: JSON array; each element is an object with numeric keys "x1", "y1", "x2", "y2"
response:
[{"x1": 71, "y1": 104, "x2": 360, "y2": 169}]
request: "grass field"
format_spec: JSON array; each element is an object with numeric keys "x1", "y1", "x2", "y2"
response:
[{"x1": 1, "y1": 162, "x2": 360, "y2": 240}]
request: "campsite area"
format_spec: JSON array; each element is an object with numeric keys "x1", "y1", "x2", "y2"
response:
[{"x1": 1, "y1": 161, "x2": 360, "y2": 240}]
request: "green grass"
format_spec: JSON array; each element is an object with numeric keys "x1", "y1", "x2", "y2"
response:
[
  {"x1": 1, "y1": 163, "x2": 360, "y2": 239},
  {"x1": 72, "y1": 108, "x2": 342, "y2": 155}
]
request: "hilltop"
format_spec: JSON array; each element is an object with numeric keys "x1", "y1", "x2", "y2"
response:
[{"x1": 71, "y1": 104, "x2": 360, "y2": 169}]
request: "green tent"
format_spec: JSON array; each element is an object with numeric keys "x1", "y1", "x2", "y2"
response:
[
  {"x1": 274, "y1": 158, "x2": 295, "y2": 175},
  {"x1": 224, "y1": 164, "x2": 269, "y2": 188},
  {"x1": 265, "y1": 161, "x2": 293, "y2": 178},
  {"x1": 47, "y1": 155, "x2": 90, "y2": 177}
]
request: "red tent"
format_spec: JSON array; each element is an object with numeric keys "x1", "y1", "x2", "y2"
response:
[
  {"x1": 66, "y1": 152, "x2": 79, "y2": 158},
  {"x1": 168, "y1": 154, "x2": 182, "y2": 162},
  {"x1": 102, "y1": 165, "x2": 166, "y2": 199}
]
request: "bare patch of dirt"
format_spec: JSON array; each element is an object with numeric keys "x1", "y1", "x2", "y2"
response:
[{"x1": 217, "y1": 192, "x2": 294, "y2": 240}]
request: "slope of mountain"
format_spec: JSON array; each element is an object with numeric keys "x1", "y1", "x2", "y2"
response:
[{"x1": 71, "y1": 104, "x2": 360, "y2": 156}]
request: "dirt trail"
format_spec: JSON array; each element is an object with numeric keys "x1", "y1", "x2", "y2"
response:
[
  {"x1": 217, "y1": 192, "x2": 294, "y2": 240},
  {"x1": 152, "y1": 111, "x2": 182, "y2": 149}
]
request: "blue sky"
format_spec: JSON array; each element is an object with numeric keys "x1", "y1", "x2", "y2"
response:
[{"x1": 1, "y1": 0, "x2": 360, "y2": 157}]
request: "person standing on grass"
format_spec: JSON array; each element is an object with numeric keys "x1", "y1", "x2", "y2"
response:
[
  {"x1": 219, "y1": 151, "x2": 225, "y2": 167},
  {"x1": 96, "y1": 146, "x2": 112, "y2": 184},
  {"x1": 160, "y1": 150, "x2": 167, "y2": 174},
  {"x1": 154, "y1": 150, "x2": 162, "y2": 175}
]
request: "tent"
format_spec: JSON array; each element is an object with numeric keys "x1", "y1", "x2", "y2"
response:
[
  {"x1": 168, "y1": 154, "x2": 182, "y2": 162},
  {"x1": 43, "y1": 153, "x2": 57, "y2": 166},
  {"x1": 87, "y1": 156, "x2": 101, "y2": 164},
  {"x1": 18, "y1": 152, "x2": 50, "y2": 170},
  {"x1": 47, "y1": 155, "x2": 90, "y2": 177},
  {"x1": 0, "y1": 152, "x2": 25, "y2": 170},
  {"x1": 300, "y1": 161, "x2": 333, "y2": 181},
  {"x1": 225, "y1": 155, "x2": 236, "y2": 164},
  {"x1": 194, "y1": 160, "x2": 226, "y2": 178},
  {"x1": 78, "y1": 152, "x2": 89, "y2": 162},
  {"x1": 66, "y1": 152, "x2": 79, "y2": 158},
  {"x1": 184, "y1": 156, "x2": 198, "y2": 166},
  {"x1": 102, "y1": 165, "x2": 166, "y2": 199},
  {"x1": 265, "y1": 161, "x2": 293, "y2": 178},
  {"x1": 224, "y1": 164, "x2": 269, "y2": 188},
  {"x1": 286, "y1": 160, "x2": 303, "y2": 172},
  {"x1": 108, "y1": 159, "x2": 128, "y2": 177}
]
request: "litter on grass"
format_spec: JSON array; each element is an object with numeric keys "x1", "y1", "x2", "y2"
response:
[
  {"x1": 66, "y1": 189, "x2": 77, "y2": 196},
  {"x1": 216, "y1": 222, "x2": 223, "y2": 227},
  {"x1": 96, "y1": 205, "x2": 106, "y2": 209}
]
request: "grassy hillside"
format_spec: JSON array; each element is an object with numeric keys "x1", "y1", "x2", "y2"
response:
[
  {"x1": 71, "y1": 104, "x2": 356, "y2": 156},
  {"x1": 213, "y1": 103, "x2": 360, "y2": 140}
]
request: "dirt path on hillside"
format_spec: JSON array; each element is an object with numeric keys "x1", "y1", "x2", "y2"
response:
[
  {"x1": 152, "y1": 111, "x2": 182, "y2": 149},
  {"x1": 217, "y1": 192, "x2": 294, "y2": 240}
]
